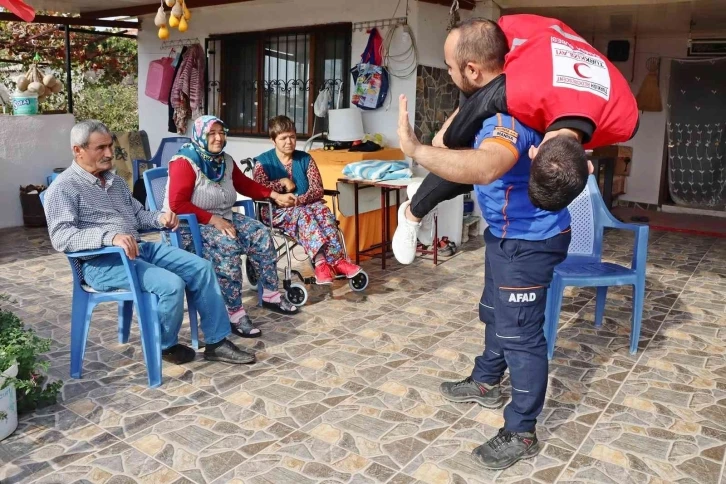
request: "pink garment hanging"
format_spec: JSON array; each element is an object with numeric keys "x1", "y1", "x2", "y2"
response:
[{"x1": 170, "y1": 44, "x2": 205, "y2": 134}]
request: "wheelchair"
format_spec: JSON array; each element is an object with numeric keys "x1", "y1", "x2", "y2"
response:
[{"x1": 239, "y1": 161, "x2": 369, "y2": 307}]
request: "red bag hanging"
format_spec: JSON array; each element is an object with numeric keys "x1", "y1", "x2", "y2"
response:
[{"x1": 145, "y1": 57, "x2": 176, "y2": 104}]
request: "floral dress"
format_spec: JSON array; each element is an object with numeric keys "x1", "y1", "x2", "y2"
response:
[{"x1": 253, "y1": 159, "x2": 345, "y2": 264}]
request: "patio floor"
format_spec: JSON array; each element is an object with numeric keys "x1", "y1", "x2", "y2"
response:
[{"x1": 0, "y1": 226, "x2": 725, "y2": 484}]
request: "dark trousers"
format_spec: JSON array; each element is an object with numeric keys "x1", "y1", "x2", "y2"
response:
[
  {"x1": 409, "y1": 174, "x2": 472, "y2": 219},
  {"x1": 472, "y1": 227, "x2": 571, "y2": 433}
]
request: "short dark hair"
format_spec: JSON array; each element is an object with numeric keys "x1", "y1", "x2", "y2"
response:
[
  {"x1": 452, "y1": 18, "x2": 508, "y2": 72},
  {"x1": 268, "y1": 115, "x2": 296, "y2": 140},
  {"x1": 529, "y1": 136, "x2": 589, "y2": 212}
]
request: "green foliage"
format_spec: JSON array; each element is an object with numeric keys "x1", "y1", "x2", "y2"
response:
[
  {"x1": 1, "y1": 12, "x2": 139, "y2": 131},
  {"x1": 73, "y1": 83, "x2": 139, "y2": 132},
  {"x1": 0, "y1": 296, "x2": 62, "y2": 416}
]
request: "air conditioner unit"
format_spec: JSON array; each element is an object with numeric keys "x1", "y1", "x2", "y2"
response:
[{"x1": 688, "y1": 38, "x2": 726, "y2": 57}]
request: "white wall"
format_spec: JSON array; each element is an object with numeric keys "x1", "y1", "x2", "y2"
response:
[
  {"x1": 137, "y1": 0, "x2": 418, "y2": 161},
  {"x1": 0, "y1": 114, "x2": 75, "y2": 228},
  {"x1": 592, "y1": 35, "x2": 688, "y2": 205}
]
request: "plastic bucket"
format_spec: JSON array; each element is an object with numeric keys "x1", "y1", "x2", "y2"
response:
[
  {"x1": 0, "y1": 364, "x2": 19, "y2": 441},
  {"x1": 12, "y1": 93, "x2": 39, "y2": 116}
]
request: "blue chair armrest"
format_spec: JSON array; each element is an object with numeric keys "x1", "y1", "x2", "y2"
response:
[
  {"x1": 176, "y1": 214, "x2": 203, "y2": 256},
  {"x1": 66, "y1": 246, "x2": 127, "y2": 260},
  {"x1": 601, "y1": 214, "x2": 650, "y2": 273},
  {"x1": 66, "y1": 247, "x2": 144, "y2": 299}
]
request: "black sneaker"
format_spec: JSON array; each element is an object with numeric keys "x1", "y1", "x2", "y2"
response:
[
  {"x1": 439, "y1": 377, "x2": 503, "y2": 408},
  {"x1": 204, "y1": 339, "x2": 256, "y2": 364},
  {"x1": 471, "y1": 428, "x2": 541, "y2": 470}
]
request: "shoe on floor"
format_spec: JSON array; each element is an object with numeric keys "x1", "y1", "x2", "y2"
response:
[
  {"x1": 471, "y1": 428, "x2": 541, "y2": 470},
  {"x1": 314, "y1": 261, "x2": 335, "y2": 284},
  {"x1": 229, "y1": 313, "x2": 261, "y2": 338},
  {"x1": 161, "y1": 343, "x2": 196, "y2": 364},
  {"x1": 439, "y1": 376, "x2": 503, "y2": 408},
  {"x1": 204, "y1": 339, "x2": 256, "y2": 364},
  {"x1": 333, "y1": 259, "x2": 362, "y2": 278},
  {"x1": 392, "y1": 200, "x2": 420, "y2": 265}
]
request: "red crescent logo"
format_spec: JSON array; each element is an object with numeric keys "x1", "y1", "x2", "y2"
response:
[{"x1": 573, "y1": 63, "x2": 591, "y2": 78}]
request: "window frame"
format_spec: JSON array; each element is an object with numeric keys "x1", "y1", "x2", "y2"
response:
[{"x1": 207, "y1": 22, "x2": 352, "y2": 139}]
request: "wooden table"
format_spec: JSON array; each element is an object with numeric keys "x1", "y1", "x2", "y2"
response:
[
  {"x1": 309, "y1": 148, "x2": 406, "y2": 259},
  {"x1": 336, "y1": 177, "x2": 410, "y2": 269}
]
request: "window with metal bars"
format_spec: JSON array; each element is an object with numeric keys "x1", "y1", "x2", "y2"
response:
[{"x1": 205, "y1": 23, "x2": 351, "y2": 138}]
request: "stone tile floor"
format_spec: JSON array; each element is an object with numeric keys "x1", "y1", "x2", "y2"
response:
[{"x1": 0, "y1": 226, "x2": 725, "y2": 484}]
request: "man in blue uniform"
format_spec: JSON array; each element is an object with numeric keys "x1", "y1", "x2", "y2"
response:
[{"x1": 397, "y1": 19, "x2": 589, "y2": 470}]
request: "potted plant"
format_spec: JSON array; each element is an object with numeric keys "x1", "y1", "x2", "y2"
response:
[{"x1": 0, "y1": 295, "x2": 62, "y2": 441}]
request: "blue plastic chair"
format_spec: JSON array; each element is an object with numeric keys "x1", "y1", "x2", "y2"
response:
[
  {"x1": 543, "y1": 175, "x2": 649, "y2": 359},
  {"x1": 142, "y1": 167, "x2": 261, "y2": 303},
  {"x1": 132, "y1": 137, "x2": 190, "y2": 185},
  {"x1": 40, "y1": 191, "x2": 165, "y2": 388}
]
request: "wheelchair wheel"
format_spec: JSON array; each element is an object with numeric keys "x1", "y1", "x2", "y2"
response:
[
  {"x1": 349, "y1": 271, "x2": 369, "y2": 292},
  {"x1": 244, "y1": 257, "x2": 258, "y2": 289},
  {"x1": 286, "y1": 283, "x2": 308, "y2": 306}
]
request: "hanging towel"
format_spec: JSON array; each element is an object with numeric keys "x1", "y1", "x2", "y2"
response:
[{"x1": 342, "y1": 160, "x2": 411, "y2": 181}]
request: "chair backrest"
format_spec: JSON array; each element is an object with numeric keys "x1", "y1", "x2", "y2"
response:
[
  {"x1": 143, "y1": 167, "x2": 169, "y2": 211},
  {"x1": 155, "y1": 137, "x2": 190, "y2": 168},
  {"x1": 566, "y1": 175, "x2": 604, "y2": 258},
  {"x1": 39, "y1": 190, "x2": 86, "y2": 286}
]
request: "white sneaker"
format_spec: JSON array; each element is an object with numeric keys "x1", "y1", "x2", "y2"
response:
[
  {"x1": 392, "y1": 200, "x2": 420, "y2": 264},
  {"x1": 404, "y1": 181, "x2": 435, "y2": 246}
]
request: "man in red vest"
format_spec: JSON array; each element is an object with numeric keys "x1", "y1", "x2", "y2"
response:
[{"x1": 392, "y1": 14, "x2": 638, "y2": 264}]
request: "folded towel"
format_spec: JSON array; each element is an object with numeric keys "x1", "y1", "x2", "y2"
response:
[{"x1": 342, "y1": 160, "x2": 412, "y2": 181}]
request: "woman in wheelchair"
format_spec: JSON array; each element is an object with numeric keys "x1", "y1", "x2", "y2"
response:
[
  {"x1": 166, "y1": 115, "x2": 299, "y2": 339},
  {"x1": 253, "y1": 115, "x2": 362, "y2": 285}
]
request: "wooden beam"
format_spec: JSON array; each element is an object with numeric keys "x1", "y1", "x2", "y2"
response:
[
  {"x1": 80, "y1": 0, "x2": 256, "y2": 19},
  {"x1": 0, "y1": 13, "x2": 139, "y2": 29},
  {"x1": 418, "y1": 0, "x2": 476, "y2": 10}
]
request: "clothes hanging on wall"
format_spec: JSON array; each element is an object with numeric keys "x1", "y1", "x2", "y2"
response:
[
  {"x1": 170, "y1": 44, "x2": 205, "y2": 134},
  {"x1": 168, "y1": 46, "x2": 188, "y2": 133}
]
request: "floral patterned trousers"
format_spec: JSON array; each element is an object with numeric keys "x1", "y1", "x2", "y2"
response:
[
  {"x1": 272, "y1": 200, "x2": 344, "y2": 264},
  {"x1": 180, "y1": 213, "x2": 279, "y2": 313}
]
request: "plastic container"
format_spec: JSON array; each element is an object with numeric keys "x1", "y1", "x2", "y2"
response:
[
  {"x1": 145, "y1": 57, "x2": 176, "y2": 104},
  {"x1": 0, "y1": 364, "x2": 19, "y2": 442},
  {"x1": 19, "y1": 189, "x2": 47, "y2": 227},
  {"x1": 11, "y1": 92, "x2": 38, "y2": 116}
]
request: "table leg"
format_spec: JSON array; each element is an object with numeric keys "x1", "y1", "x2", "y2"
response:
[
  {"x1": 385, "y1": 189, "x2": 392, "y2": 250},
  {"x1": 433, "y1": 212, "x2": 438, "y2": 266},
  {"x1": 354, "y1": 183, "x2": 360, "y2": 265},
  {"x1": 381, "y1": 188, "x2": 387, "y2": 270}
]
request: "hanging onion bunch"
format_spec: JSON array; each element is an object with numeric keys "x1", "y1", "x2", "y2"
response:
[
  {"x1": 14, "y1": 64, "x2": 63, "y2": 101},
  {"x1": 157, "y1": 0, "x2": 191, "y2": 38}
]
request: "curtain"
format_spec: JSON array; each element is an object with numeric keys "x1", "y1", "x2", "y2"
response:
[{"x1": 666, "y1": 58, "x2": 726, "y2": 208}]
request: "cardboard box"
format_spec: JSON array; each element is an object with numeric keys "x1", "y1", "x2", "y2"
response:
[
  {"x1": 599, "y1": 174, "x2": 627, "y2": 197},
  {"x1": 592, "y1": 145, "x2": 632, "y2": 176}
]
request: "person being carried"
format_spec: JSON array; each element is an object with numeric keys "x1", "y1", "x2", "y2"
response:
[
  {"x1": 253, "y1": 115, "x2": 362, "y2": 285},
  {"x1": 44, "y1": 120, "x2": 255, "y2": 366},
  {"x1": 165, "y1": 115, "x2": 299, "y2": 340},
  {"x1": 396, "y1": 20, "x2": 592, "y2": 469},
  {"x1": 392, "y1": 15, "x2": 638, "y2": 264}
]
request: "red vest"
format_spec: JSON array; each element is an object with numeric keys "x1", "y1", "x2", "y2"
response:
[{"x1": 499, "y1": 14, "x2": 638, "y2": 149}]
